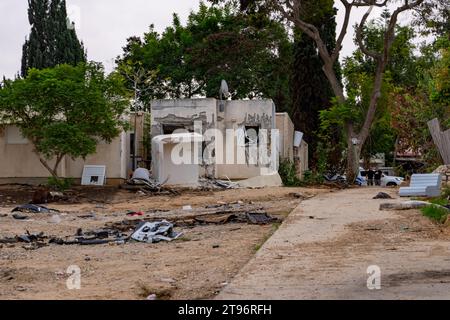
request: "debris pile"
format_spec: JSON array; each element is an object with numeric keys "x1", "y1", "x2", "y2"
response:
[
  {"x1": 1, "y1": 201, "x2": 280, "y2": 250},
  {"x1": 121, "y1": 176, "x2": 179, "y2": 195},
  {"x1": 49, "y1": 228, "x2": 129, "y2": 246},
  {"x1": 199, "y1": 178, "x2": 239, "y2": 190},
  {"x1": 373, "y1": 192, "x2": 393, "y2": 199}
]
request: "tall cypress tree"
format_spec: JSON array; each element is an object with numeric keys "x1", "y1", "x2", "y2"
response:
[
  {"x1": 21, "y1": 0, "x2": 85, "y2": 77},
  {"x1": 290, "y1": 0, "x2": 340, "y2": 169}
]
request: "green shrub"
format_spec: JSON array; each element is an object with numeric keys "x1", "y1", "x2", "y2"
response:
[
  {"x1": 303, "y1": 170, "x2": 324, "y2": 185},
  {"x1": 441, "y1": 185, "x2": 450, "y2": 199},
  {"x1": 421, "y1": 205, "x2": 449, "y2": 224},
  {"x1": 278, "y1": 160, "x2": 324, "y2": 187},
  {"x1": 279, "y1": 160, "x2": 302, "y2": 186},
  {"x1": 47, "y1": 177, "x2": 74, "y2": 191}
]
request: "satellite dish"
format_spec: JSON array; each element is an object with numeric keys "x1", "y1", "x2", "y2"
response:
[{"x1": 219, "y1": 80, "x2": 230, "y2": 100}]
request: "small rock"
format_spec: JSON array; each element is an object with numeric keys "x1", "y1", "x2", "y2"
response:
[
  {"x1": 84, "y1": 257, "x2": 91, "y2": 261},
  {"x1": 49, "y1": 214, "x2": 61, "y2": 224},
  {"x1": 160, "y1": 278, "x2": 176, "y2": 283},
  {"x1": 15, "y1": 286, "x2": 27, "y2": 292},
  {"x1": 182, "y1": 205, "x2": 192, "y2": 211},
  {"x1": 290, "y1": 192, "x2": 303, "y2": 199},
  {"x1": 146, "y1": 294, "x2": 157, "y2": 300},
  {"x1": 212, "y1": 244, "x2": 220, "y2": 249}
]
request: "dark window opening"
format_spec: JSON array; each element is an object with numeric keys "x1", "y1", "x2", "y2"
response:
[
  {"x1": 90, "y1": 176, "x2": 99, "y2": 183},
  {"x1": 245, "y1": 126, "x2": 260, "y2": 145},
  {"x1": 162, "y1": 124, "x2": 192, "y2": 135},
  {"x1": 130, "y1": 133, "x2": 135, "y2": 156}
]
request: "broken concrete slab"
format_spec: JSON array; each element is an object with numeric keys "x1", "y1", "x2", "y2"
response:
[
  {"x1": 237, "y1": 173, "x2": 283, "y2": 188},
  {"x1": 380, "y1": 201, "x2": 450, "y2": 212}
]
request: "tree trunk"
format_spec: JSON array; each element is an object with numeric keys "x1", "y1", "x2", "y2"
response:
[
  {"x1": 345, "y1": 122, "x2": 361, "y2": 183},
  {"x1": 37, "y1": 155, "x2": 59, "y2": 178}
]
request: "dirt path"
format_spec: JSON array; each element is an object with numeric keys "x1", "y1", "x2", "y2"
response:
[{"x1": 217, "y1": 188, "x2": 450, "y2": 300}]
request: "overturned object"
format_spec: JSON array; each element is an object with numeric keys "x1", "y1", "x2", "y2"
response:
[{"x1": 131, "y1": 221, "x2": 183, "y2": 243}]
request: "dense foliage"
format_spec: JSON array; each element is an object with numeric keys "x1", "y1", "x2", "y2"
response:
[
  {"x1": 0, "y1": 63, "x2": 129, "y2": 178},
  {"x1": 21, "y1": 0, "x2": 86, "y2": 77},
  {"x1": 116, "y1": 2, "x2": 292, "y2": 110}
]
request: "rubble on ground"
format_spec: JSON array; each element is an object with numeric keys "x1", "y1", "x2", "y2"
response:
[
  {"x1": 199, "y1": 178, "x2": 239, "y2": 190},
  {"x1": 0, "y1": 200, "x2": 281, "y2": 250}
]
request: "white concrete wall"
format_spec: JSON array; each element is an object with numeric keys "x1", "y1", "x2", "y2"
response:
[
  {"x1": 150, "y1": 98, "x2": 282, "y2": 181},
  {"x1": 216, "y1": 99, "x2": 276, "y2": 180},
  {"x1": 0, "y1": 126, "x2": 64, "y2": 178},
  {"x1": 276, "y1": 113, "x2": 294, "y2": 162},
  {"x1": 0, "y1": 125, "x2": 128, "y2": 184}
]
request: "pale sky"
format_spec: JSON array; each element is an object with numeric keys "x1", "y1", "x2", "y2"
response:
[{"x1": 0, "y1": 0, "x2": 413, "y2": 79}]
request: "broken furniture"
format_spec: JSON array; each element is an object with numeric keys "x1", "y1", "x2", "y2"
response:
[{"x1": 399, "y1": 174, "x2": 442, "y2": 197}]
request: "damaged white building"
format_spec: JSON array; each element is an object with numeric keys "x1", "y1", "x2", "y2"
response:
[{"x1": 151, "y1": 98, "x2": 308, "y2": 187}]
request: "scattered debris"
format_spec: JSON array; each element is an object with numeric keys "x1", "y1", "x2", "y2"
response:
[
  {"x1": 124, "y1": 176, "x2": 179, "y2": 195},
  {"x1": 50, "y1": 228, "x2": 128, "y2": 246},
  {"x1": 246, "y1": 212, "x2": 279, "y2": 225},
  {"x1": 194, "y1": 214, "x2": 237, "y2": 225},
  {"x1": 182, "y1": 205, "x2": 193, "y2": 211},
  {"x1": 146, "y1": 294, "x2": 157, "y2": 300},
  {"x1": 15, "y1": 286, "x2": 27, "y2": 292},
  {"x1": 32, "y1": 189, "x2": 67, "y2": 204},
  {"x1": 12, "y1": 213, "x2": 29, "y2": 220},
  {"x1": 199, "y1": 178, "x2": 239, "y2": 190},
  {"x1": 364, "y1": 227, "x2": 382, "y2": 231},
  {"x1": 78, "y1": 213, "x2": 96, "y2": 219},
  {"x1": 212, "y1": 244, "x2": 220, "y2": 249},
  {"x1": 373, "y1": 192, "x2": 393, "y2": 199},
  {"x1": 126, "y1": 211, "x2": 144, "y2": 217},
  {"x1": 49, "y1": 214, "x2": 62, "y2": 224},
  {"x1": 131, "y1": 221, "x2": 183, "y2": 243},
  {"x1": 0, "y1": 237, "x2": 17, "y2": 244},
  {"x1": 11, "y1": 204, "x2": 59, "y2": 214}
]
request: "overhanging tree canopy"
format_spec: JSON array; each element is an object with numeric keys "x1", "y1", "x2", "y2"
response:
[{"x1": 0, "y1": 63, "x2": 129, "y2": 178}]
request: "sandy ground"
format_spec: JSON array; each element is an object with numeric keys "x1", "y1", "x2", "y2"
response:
[
  {"x1": 217, "y1": 187, "x2": 450, "y2": 300},
  {"x1": 0, "y1": 185, "x2": 325, "y2": 300}
]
